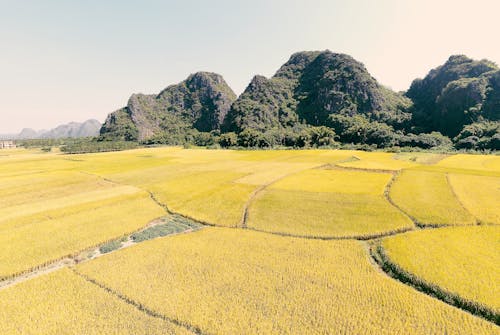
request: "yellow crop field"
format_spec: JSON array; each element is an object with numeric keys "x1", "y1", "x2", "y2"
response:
[
  {"x1": 336, "y1": 151, "x2": 417, "y2": 170},
  {"x1": 248, "y1": 190, "x2": 413, "y2": 237},
  {"x1": 381, "y1": 226, "x2": 499, "y2": 313},
  {"x1": 0, "y1": 191, "x2": 164, "y2": 278},
  {"x1": 76, "y1": 228, "x2": 497, "y2": 334},
  {"x1": 269, "y1": 168, "x2": 391, "y2": 194},
  {"x1": 0, "y1": 147, "x2": 498, "y2": 334},
  {"x1": 447, "y1": 174, "x2": 500, "y2": 224},
  {"x1": 393, "y1": 152, "x2": 449, "y2": 164},
  {"x1": 0, "y1": 268, "x2": 190, "y2": 334},
  {"x1": 390, "y1": 170, "x2": 476, "y2": 226},
  {"x1": 437, "y1": 154, "x2": 500, "y2": 173},
  {"x1": 247, "y1": 168, "x2": 413, "y2": 237}
]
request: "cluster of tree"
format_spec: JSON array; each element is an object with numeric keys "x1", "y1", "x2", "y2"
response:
[
  {"x1": 17, "y1": 138, "x2": 67, "y2": 148},
  {"x1": 453, "y1": 121, "x2": 500, "y2": 150},
  {"x1": 60, "y1": 139, "x2": 138, "y2": 154}
]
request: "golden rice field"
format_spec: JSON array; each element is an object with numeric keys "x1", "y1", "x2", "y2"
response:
[
  {"x1": 0, "y1": 269, "x2": 190, "y2": 335},
  {"x1": 0, "y1": 147, "x2": 498, "y2": 334},
  {"x1": 247, "y1": 168, "x2": 414, "y2": 237},
  {"x1": 447, "y1": 173, "x2": 500, "y2": 224},
  {"x1": 381, "y1": 226, "x2": 499, "y2": 313},
  {"x1": 75, "y1": 228, "x2": 497, "y2": 334},
  {"x1": 389, "y1": 169, "x2": 477, "y2": 226}
]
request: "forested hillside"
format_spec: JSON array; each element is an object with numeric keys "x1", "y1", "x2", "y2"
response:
[{"x1": 99, "y1": 51, "x2": 499, "y2": 150}]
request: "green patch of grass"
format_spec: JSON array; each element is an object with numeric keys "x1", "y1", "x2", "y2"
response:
[
  {"x1": 99, "y1": 239, "x2": 123, "y2": 254},
  {"x1": 131, "y1": 215, "x2": 201, "y2": 243}
]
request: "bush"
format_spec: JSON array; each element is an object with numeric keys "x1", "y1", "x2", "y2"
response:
[
  {"x1": 219, "y1": 132, "x2": 238, "y2": 148},
  {"x1": 398, "y1": 132, "x2": 453, "y2": 149},
  {"x1": 99, "y1": 239, "x2": 123, "y2": 254}
]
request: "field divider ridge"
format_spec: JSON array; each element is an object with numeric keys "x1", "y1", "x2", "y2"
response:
[
  {"x1": 0, "y1": 214, "x2": 203, "y2": 291},
  {"x1": 444, "y1": 173, "x2": 481, "y2": 225},
  {"x1": 238, "y1": 163, "x2": 332, "y2": 229},
  {"x1": 367, "y1": 240, "x2": 499, "y2": 325},
  {"x1": 70, "y1": 268, "x2": 210, "y2": 335}
]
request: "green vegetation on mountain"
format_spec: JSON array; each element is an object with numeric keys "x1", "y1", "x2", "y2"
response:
[
  {"x1": 100, "y1": 72, "x2": 236, "y2": 143},
  {"x1": 407, "y1": 55, "x2": 499, "y2": 137},
  {"x1": 98, "y1": 51, "x2": 499, "y2": 151},
  {"x1": 223, "y1": 51, "x2": 412, "y2": 133}
]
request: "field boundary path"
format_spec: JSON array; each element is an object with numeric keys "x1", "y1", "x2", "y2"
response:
[
  {"x1": 71, "y1": 268, "x2": 209, "y2": 335},
  {"x1": 239, "y1": 163, "x2": 332, "y2": 228},
  {"x1": 367, "y1": 240, "x2": 499, "y2": 325},
  {"x1": 445, "y1": 173, "x2": 481, "y2": 225},
  {"x1": 0, "y1": 216, "x2": 202, "y2": 291}
]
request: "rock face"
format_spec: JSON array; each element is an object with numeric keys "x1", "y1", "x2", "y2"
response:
[
  {"x1": 100, "y1": 72, "x2": 236, "y2": 141},
  {"x1": 407, "y1": 55, "x2": 499, "y2": 136},
  {"x1": 223, "y1": 50, "x2": 411, "y2": 132}
]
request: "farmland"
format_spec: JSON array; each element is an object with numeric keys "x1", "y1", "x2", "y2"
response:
[
  {"x1": 380, "y1": 226, "x2": 499, "y2": 315},
  {"x1": 0, "y1": 147, "x2": 498, "y2": 334}
]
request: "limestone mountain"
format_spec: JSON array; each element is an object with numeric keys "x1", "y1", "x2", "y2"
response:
[
  {"x1": 17, "y1": 128, "x2": 43, "y2": 139},
  {"x1": 223, "y1": 50, "x2": 412, "y2": 133},
  {"x1": 407, "y1": 55, "x2": 500, "y2": 137},
  {"x1": 100, "y1": 72, "x2": 237, "y2": 141},
  {"x1": 2, "y1": 120, "x2": 100, "y2": 140},
  {"x1": 41, "y1": 119, "x2": 101, "y2": 138}
]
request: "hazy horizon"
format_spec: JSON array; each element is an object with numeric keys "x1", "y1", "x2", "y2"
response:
[{"x1": 1, "y1": 0, "x2": 499, "y2": 133}]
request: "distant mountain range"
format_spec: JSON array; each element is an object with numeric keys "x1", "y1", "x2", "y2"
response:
[
  {"x1": 98, "y1": 50, "x2": 499, "y2": 150},
  {"x1": 1, "y1": 119, "x2": 101, "y2": 140}
]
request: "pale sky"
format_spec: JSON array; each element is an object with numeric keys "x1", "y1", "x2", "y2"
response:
[{"x1": 1, "y1": 0, "x2": 499, "y2": 133}]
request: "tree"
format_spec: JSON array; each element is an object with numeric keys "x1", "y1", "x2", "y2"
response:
[
  {"x1": 219, "y1": 132, "x2": 238, "y2": 148},
  {"x1": 237, "y1": 129, "x2": 260, "y2": 147}
]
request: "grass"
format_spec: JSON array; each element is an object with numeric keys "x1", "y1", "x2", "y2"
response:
[
  {"x1": 131, "y1": 215, "x2": 201, "y2": 242},
  {"x1": 99, "y1": 239, "x2": 124, "y2": 254}
]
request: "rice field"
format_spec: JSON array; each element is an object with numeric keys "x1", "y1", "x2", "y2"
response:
[
  {"x1": 74, "y1": 228, "x2": 497, "y2": 334},
  {"x1": 0, "y1": 269, "x2": 190, "y2": 334},
  {"x1": 447, "y1": 173, "x2": 500, "y2": 224},
  {"x1": 389, "y1": 169, "x2": 477, "y2": 226},
  {"x1": 247, "y1": 169, "x2": 413, "y2": 238},
  {"x1": 380, "y1": 226, "x2": 499, "y2": 314},
  {"x1": 0, "y1": 147, "x2": 498, "y2": 334}
]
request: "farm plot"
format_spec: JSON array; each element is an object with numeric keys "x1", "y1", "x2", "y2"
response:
[
  {"x1": 380, "y1": 226, "x2": 499, "y2": 315},
  {"x1": 447, "y1": 174, "x2": 500, "y2": 224},
  {"x1": 0, "y1": 168, "x2": 164, "y2": 279},
  {"x1": 389, "y1": 170, "x2": 476, "y2": 226},
  {"x1": 336, "y1": 151, "x2": 417, "y2": 171},
  {"x1": 0, "y1": 268, "x2": 191, "y2": 335},
  {"x1": 75, "y1": 228, "x2": 497, "y2": 335},
  {"x1": 436, "y1": 154, "x2": 500, "y2": 173},
  {"x1": 247, "y1": 169, "x2": 413, "y2": 238},
  {"x1": 102, "y1": 149, "x2": 338, "y2": 227}
]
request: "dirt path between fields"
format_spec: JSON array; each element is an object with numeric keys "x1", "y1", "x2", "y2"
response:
[{"x1": 0, "y1": 217, "x2": 202, "y2": 291}]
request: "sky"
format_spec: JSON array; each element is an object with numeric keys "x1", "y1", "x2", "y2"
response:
[{"x1": 1, "y1": 0, "x2": 499, "y2": 133}]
